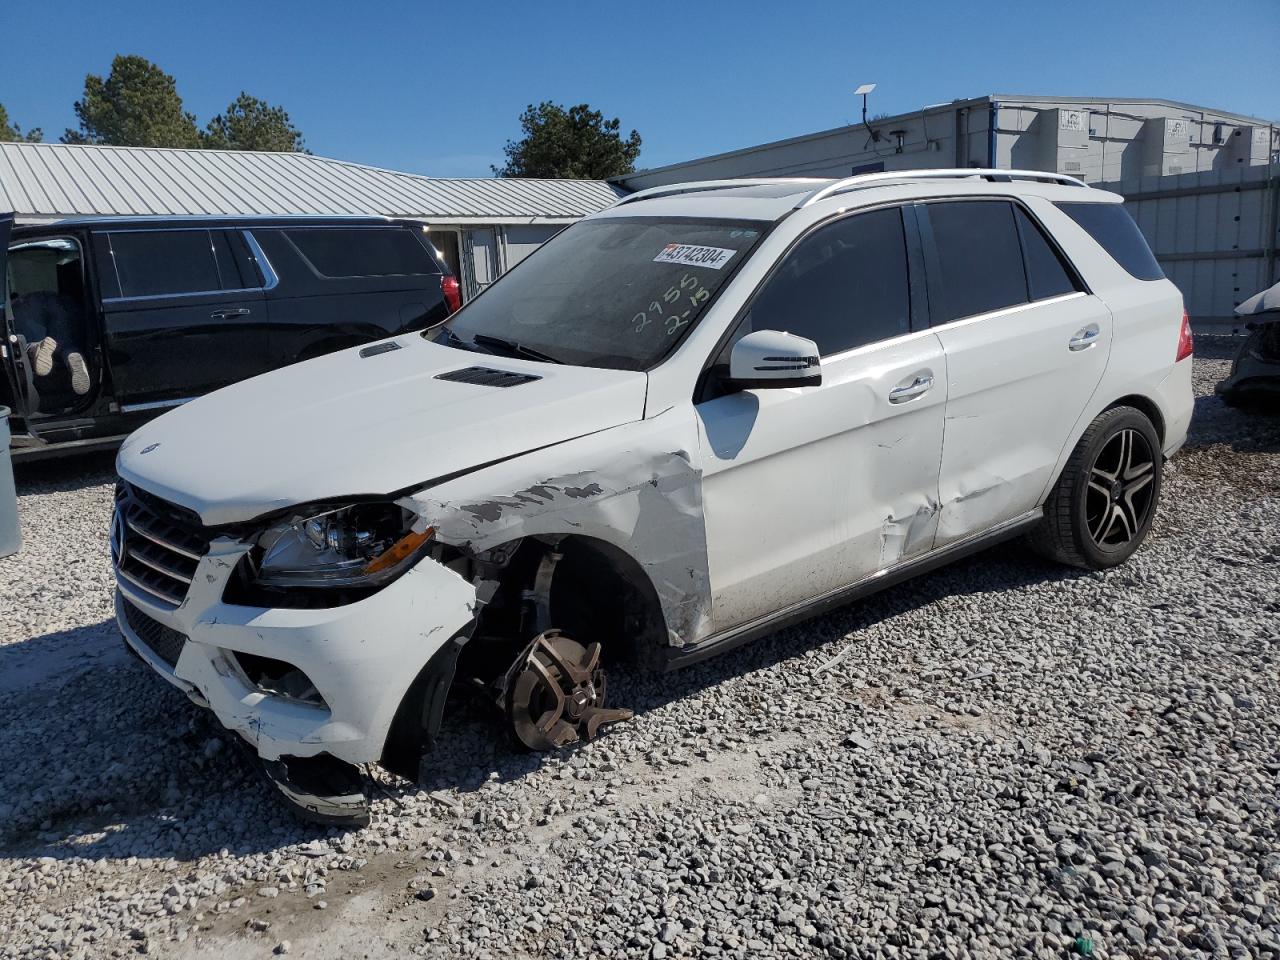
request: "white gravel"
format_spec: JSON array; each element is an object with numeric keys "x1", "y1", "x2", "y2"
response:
[{"x1": 1, "y1": 341, "x2": 1278, "y2": 959}]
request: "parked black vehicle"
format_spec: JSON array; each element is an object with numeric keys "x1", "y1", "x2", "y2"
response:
[{"x1": 2, "y1": 215, "x2": 460, "y2": 458}]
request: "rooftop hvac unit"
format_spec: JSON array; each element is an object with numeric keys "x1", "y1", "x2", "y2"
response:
[
  {"x1": 1037, "y1": 108, "x2": 1090, "y2": 177},
  {"x1": 1225, "y1": 126, "x2": 1275, "y2": 165},
  {"x1": 1141, "y1": 117, "x2": 1192, "y2": 177}
]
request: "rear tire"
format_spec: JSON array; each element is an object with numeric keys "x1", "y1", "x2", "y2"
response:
[{"x1": 1029, "y1": 406, "x2": 1162, "y2": 570}]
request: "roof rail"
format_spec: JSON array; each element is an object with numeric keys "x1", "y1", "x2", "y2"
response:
[
  {"x1": 611, "y1": 177, "x2": 827, "y2": 208},
  {"x1": 797, "y1": 168, "x2": 1087, "y2": 208}
]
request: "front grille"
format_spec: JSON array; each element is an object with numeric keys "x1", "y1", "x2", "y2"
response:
[
  {"x1": 112, "y1": 482, "x2": 212, "y2": 607},
  {"x1": 121, "y1": 596, "x2": 188, "y2": 668},
  {"x1": 434, "y1": 366, "x2": 540, "y2": 388}
]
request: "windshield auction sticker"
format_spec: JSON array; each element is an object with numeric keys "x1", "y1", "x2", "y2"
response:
[{"x1": 653, "y1": 243, "x2": 737, "y2": 270}]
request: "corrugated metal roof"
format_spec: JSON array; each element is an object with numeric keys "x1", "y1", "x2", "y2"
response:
[{"x1": 0, "y1": 142, "x2": 624, "y2": 223}]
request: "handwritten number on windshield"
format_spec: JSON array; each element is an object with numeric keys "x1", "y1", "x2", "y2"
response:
[{"x1": 631, "y1": 273, "x2": 712, "y2": 338}]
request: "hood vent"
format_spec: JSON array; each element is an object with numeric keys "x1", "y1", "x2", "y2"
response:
[
  {"x1": 435, "y1": 366, "x2": 541, "y2": 388},
  {"x1": 360, "y1": 341, "x2": 402, "y2": 358}
]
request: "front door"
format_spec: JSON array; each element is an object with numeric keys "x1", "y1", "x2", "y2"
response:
[
  {"x1": 696, "y1": 206, "x2": 948, "y2": 633},
  {"x1": 96, "y1": 228, "x2": 268, "y2": 410},
  {"x1": 919, "y1": 199, "x2": 1112, "y2": 544},
  {"x1": 0, "y1": 213, "x2": 22, "y2": 419}
]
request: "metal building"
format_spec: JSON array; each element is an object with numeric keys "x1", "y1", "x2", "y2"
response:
[
  {"x1": 619, "y1": 95, "x2": 1280, "y2": 327},
  {"x1": 0, "y1": 142, "x2": 623, "y2": 301}
]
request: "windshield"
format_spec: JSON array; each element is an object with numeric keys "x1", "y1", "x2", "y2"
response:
[{"x1": 434, "y1": 217, "x2": 765, "y2": 371}]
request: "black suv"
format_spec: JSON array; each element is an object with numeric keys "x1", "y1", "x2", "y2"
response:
[{"x1": 1, "y1": 214, "x2": 459, "y2": 458}]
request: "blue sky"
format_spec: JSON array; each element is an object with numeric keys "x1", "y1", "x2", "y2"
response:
[{"x1": 2, "y1": 0, "x2": 1277, "y2": 178}]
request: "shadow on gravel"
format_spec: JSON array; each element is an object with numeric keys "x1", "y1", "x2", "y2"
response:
[
  {"x1": 0, "y1": 618, "x2": 125, "y2": 695},
  {"x1": 0, "y1": 538, "x2": 1084, "y2": 864},
  {"x1": 1185, "y1": 390, "x2": 1280, "y2": 456},
  {"x1": 416, "y1": 539, "x2": 1091, "y2": 799},
  {"x1": 13, "y1": 450, "x2": 117, "y2": 495},
  {"x1": 0, "y1": 653, "x2": 338, "y2": 862}
]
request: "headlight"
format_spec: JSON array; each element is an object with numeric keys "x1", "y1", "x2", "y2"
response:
[{"x1": 254, "y1": 502, "x2": 434, "y2": 589}]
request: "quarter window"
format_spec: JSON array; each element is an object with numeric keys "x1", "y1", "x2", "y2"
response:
[
  {"x1": 1055, "y1": 202, "x2": 1164, "y2": 281},
  {"x1": 283, "y1": 228, "x2": 440, "y2": 278},
  {"x1": 211, "y1": 230, "x2": 255, "y2": 289},
  {"x1": 926, "y1": 201, "x2": 1027, "y2": 322},
  {"x1": 108, "y1": 231, "x2": 223, "y2": 298},
  {"x1": 1014, "y1": 206, "x2": 1081, "y2": 301},
  {"x1": 745, "y1": 207, "x2": 911, "y2": 356}
]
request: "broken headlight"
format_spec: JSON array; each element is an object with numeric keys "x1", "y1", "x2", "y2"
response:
[{"x1": 253, "y1": 502, "x2": 434, "y2": 589}]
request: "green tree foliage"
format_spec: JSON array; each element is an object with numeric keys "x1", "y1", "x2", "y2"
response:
[
  {"x1": 0, "y1": 103, "x2": 43, "y2": 142},
  {"x1": 62, "y1": 54, "x2": 200, "y2": 148},
  {"x1": 495, "y1": 102, "x2": 641, "y2": 179},
  {"x1": 202, "y1": 93, "x2": 307, "y2": 152}
]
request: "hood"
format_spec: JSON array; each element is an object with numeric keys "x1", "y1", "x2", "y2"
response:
[
  {"x1": 117, "y1": 335, "x2": 648, "y2": 525},
  {"x1": 1235, "y1": 280, "x2": 1280, "y2": 320}
]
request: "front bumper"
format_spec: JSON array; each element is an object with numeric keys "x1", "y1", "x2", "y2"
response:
[{"x1": 115, "y1": 534, "x2": 477, "y2": 766}]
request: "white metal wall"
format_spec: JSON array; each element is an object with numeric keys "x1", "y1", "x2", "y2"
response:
[{"x1": 1098, "y1": 164, "x2": 1279, "y2": 326}]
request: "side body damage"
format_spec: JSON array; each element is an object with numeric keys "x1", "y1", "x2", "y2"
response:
[{"x1": 406, "y1": 406, "x2": 710, "y2": 649}]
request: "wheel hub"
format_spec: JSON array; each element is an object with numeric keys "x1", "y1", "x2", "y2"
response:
[{"x1": 504, "y1": 629, "x2": 633, "y2": 751}]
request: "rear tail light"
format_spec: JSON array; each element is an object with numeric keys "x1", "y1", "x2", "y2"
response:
[
  {"x1": 441, "y1": 275, "x2": 461, "y2": 315},
  {"x1": 1175, "y1": 309, "x2": 1194, "y2": 362}
]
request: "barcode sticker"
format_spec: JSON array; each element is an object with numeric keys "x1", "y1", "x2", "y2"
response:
[{"x1": 653, "y1": 243, "x2": 737, "y2": 270}]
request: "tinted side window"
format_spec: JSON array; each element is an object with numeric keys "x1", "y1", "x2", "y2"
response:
[
  {"x1": 211, "y1": 230, "x2": 256, "y2": 289},
  {"x1": 109, "y1": 230, "x2": 222, "y2": 298},
  {"x1": 746, "y1": 207, "x2": 910, "y2": 356},
  {"x1": 926, "y1": 201, "x2": 1027, "y2": 322},
  {"x1": 1055, "y1": 202, "x2": 1164, "y2": 280},
  {"x1": 1014, "y1": 207, "x2": 1081, "y2": 301},
  {"x1": 284, "y1": 228, "x2": 440, "y2": 278}
]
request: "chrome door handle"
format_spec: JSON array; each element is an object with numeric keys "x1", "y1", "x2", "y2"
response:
[
  {"x1": 210, "y1": 307, "x2": 251, "y2": 320},
  {"x1": 1069, "y1": 325, "x2": 1100, "y2": 351},
  {"x1": 888, "y1": 374, "x2": 933, "y2": 403}
]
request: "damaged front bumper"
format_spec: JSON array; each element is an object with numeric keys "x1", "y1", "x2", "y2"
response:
[
  {"x1": 114, "y1": 535, "x2": 477, "y2": 770},
  {"x1": 1217, "y1": 324, "x2": 1280, "y2": 405}
]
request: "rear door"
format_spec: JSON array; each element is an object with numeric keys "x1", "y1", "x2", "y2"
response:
[
  {"x1": 249, "y1": 224, "x2": 448, "y2": 366},
  {"x1": 920, "y1": 198, "x2": 1111, "y2": 545},
  {"x1": 97, "y1": 228, "x2": 268, "y2": 410}
]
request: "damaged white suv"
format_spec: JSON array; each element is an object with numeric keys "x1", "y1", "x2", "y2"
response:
[{"x1": 113, "y1": 170, "x2": 1194, "y2": 824}]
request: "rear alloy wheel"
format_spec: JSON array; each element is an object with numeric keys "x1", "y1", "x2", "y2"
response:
[{"x1": 1029, "y1": 406, "x2": 1162, "y2": 570}]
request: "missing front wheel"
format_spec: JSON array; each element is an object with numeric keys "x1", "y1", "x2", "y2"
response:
[{"x1": 502, "y1": 629, "x2": 633, "y2": 751}]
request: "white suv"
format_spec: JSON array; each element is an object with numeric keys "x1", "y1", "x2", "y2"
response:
[{"x1": 112, "y1": 170, "x2": 1194, "y2": 823}]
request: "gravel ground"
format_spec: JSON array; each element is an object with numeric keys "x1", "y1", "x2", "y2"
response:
[{"x1": 1, "y1": 340, "x2": 1277, "y2": 960}]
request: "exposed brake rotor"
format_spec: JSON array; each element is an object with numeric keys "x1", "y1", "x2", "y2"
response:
[{"x1": 505, "y1": 629, "x2": 633, "y2": 751}]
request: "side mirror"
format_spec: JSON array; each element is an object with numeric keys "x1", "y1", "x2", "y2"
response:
[{"x1": 728, "y1": 329, "x2": 822, "y2": 389}]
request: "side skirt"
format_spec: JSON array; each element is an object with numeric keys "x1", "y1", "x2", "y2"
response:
[{"x1": 664, "y1": 509, "x2": 1043, "y2": 671}]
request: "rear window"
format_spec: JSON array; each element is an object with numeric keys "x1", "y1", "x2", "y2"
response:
[
  {"x1": 1055, "y1": 202, "x2": 1164, "y2": 281},
  {"x1": 926, "y1": 200, "x2": 1027, "y2": 322},
  {"x1": 283, "y1": 227, "x2": 440, "y2": 278}
]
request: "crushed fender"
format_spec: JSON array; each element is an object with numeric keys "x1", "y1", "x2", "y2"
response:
[{"x1": 405, "y1": 410, "x2": 713, "y2": 647}]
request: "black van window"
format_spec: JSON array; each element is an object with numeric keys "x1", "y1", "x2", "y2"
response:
[
  {"x1": 211, "y1": 230, "x2": 254, "y2": 290},
  {"x1": 745, "y1": 207, "x2": 911, "y2": 356},
  {"x1": 109, "y1": 230, "x2": 222, "y2": 298},
  {"x1": 1055, "y1": 202, "x2": 1164, "y2": 280},
  {"x1": 1014, "y1": 206, "x2": 1081, "y2": 301},
  {"x1": 284, "y1": 228, "x2": 440, "y2": 278},
  {"x1": 926, "y1": 201, "x2": 1027, "y2": 322}
]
